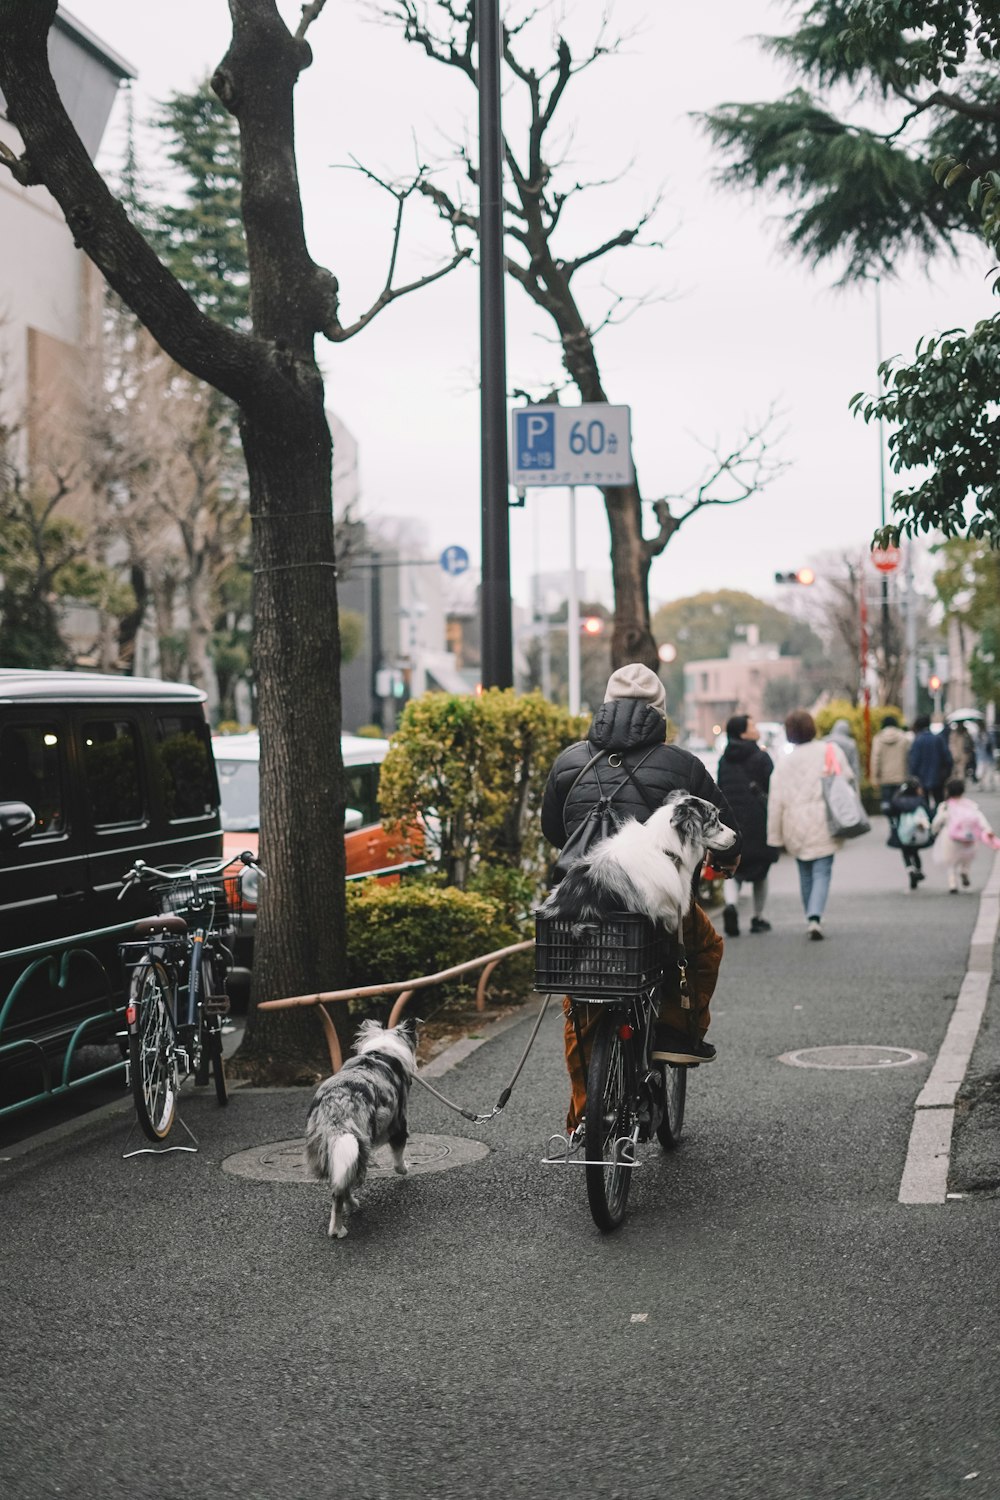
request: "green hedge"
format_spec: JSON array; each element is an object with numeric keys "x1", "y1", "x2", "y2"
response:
[{"x1": 345, "y1": 881, "x2": 532, "y2": 1015}]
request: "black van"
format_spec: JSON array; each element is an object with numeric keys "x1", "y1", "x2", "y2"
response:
[{"x1": 0, "y1": 670, "x2": 222, "y2": 1113}]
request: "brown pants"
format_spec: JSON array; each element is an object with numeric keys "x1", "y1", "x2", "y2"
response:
[{"x1": 561, "y1": 903, "x2": 724, "y2": 1131}]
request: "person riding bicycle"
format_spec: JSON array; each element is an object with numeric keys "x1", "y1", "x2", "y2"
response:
[{"x1": 540, "y1": 663, "x2": 742, "y2": 1132}]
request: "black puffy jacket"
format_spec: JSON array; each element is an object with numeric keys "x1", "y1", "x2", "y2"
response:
[
  {"x1": 540, "y1": 699, "x2": 741, "y2": 863},
  {"x1": 716, "y1": 736, "x2": 776, "y2": 883}
]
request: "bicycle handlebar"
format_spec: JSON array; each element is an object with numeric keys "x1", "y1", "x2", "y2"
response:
[{"x1": 117, "y1": 848, "x2": 264, "y2": 899}]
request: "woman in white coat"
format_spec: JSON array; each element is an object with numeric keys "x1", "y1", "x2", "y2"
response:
[{"x1": 766, "y1": 709, "x2": 852, "y2": 940}]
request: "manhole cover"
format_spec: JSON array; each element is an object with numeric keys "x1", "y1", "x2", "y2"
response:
[
  {"x1": 221, "y1": 1132, "x2": 489, "y2": 1184},
  {"x1": 778, "y1": 1045, "x2": 927, "y2": 1071}
]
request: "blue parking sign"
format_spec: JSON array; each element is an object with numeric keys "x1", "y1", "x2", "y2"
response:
[{"x1": 515, "y1": 409, "x2": 555, "y2": 471}]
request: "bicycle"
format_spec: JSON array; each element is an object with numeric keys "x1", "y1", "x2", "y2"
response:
[
  {"x1": 117, "y1": 850, "x2": 262, "y2": 1149},
  {"x1": 535, "y1": 910, "x2": 689, "y2": 1232}
]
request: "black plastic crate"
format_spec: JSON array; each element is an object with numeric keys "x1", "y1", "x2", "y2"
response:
[{"x1": 534, "y1": 910, "x2": 668, "y2": 998}]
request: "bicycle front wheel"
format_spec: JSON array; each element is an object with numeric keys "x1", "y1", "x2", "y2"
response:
[
  {"x1": 656, "y1": 1064, "x2": 687, "y2": 1150},
  {"x1": 128, "y1": 961, "x2": 178, "y2": 1141},
  {"x1": 585, "y1": 1012, "x2": 638, "y2": 1232}
]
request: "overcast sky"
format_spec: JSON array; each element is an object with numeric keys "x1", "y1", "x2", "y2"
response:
[{"x1": 68, "y1": 0, "x2": 996, "y2": 615}]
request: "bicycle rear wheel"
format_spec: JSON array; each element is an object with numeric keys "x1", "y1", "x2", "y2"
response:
[
  {"x1": 128, "y1": 961, "x2": 178, "y2": 1141},
  {"x1": 585, "y1": 1011, "x2": 638, "y2": 1232},
  {"x1": 656, "y1": 1064, "x2": 687, "y2": 1150}
]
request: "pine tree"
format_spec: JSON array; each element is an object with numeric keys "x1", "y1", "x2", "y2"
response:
[
  {"x1": 700, "y1": 2, "x2": 1000, "y2": 542},
  {"x1": 151, "y1": 80, "x2": 250, "y2": 330}
]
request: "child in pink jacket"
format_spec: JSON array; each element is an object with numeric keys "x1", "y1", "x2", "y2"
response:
[{"x1": 930, "y1": 778, "x2": 1000, "y2": 891}]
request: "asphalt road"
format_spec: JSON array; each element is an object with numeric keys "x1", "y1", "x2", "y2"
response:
[{"x1": 3, "y1": 805, "x2": 1000, "y2": 1500}]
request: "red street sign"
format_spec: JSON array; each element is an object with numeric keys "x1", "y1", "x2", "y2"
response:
[{"x1": 871, "y1": 546, "x2": 901, "y2": 573}]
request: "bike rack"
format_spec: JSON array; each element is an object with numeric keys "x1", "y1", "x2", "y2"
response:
[
  {"x1": 0, "y1": 921, "x2": 143, "y2": 1121},
  {"x1": 259, "y1": 938, "x2": 536, "y2": 1074}
]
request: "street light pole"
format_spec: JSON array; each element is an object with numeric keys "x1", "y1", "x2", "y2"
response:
[{"x1": 477, "y1": 0, "x2": 513, "y2": 689}]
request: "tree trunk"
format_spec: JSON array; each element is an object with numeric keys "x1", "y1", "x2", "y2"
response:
[
  {"x1": 602, "y1": 482, "x2": 657, "y2": 668},
  {"x1": 233, "y1": 388, "x2": 344, "y2": 1079}
]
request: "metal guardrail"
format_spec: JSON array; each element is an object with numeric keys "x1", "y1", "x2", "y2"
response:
[
  {"x1": 259, "y1": 938, "x2": 536, "y2": 1074},
  {"x1": 0, "y1": 920, "x2": 140, "y2": 1121}
]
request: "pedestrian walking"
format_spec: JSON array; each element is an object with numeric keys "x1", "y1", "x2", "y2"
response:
[
  {"x1": 930, "y1": 777, "x2": 1000, "y2": 892},
  {"x1": 870, "y1": 713, "x2": 911, "y2": 810},
  {"x1": 974, "y1": 725, "x2": 996, "y2": 791},
  {"x1": 717, "y1": 713, "x2": 778, "y2": 936},
  {"x1": 908, "y1": 714, "x2": 952, "y2": 812},
  {"x1": 540, "y1": 663, "x2": 741, "y2": 1125},
  {"x1": 886, "y1": 780, "x2": 933, "y2": 890},
  {"x1": 824, "y1": 716, "x2": 862, "y2": 783},
  {"x1": 948, "y1": 721, "x2": 977, "y2": 782},
  {"x1": 766, "y1": 708, "x2": 853, "y2": 940}
]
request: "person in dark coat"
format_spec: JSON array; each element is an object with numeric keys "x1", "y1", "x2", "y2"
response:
[
  {"x1": 886, "y1": 780, "x2": 932, "y2": 890},
  {"x1": 908, "y1": 714, "x2": 952, "y2": 811},
  {"x1": 541, "y1": 664, "x2": 740, "y2": 1122},
  {"x1": 716, "y1": 713, "x2": 778, "y2": 936}
]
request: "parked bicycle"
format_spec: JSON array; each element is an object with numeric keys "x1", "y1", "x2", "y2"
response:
[
  {"x1": 117, "y1": 850, "x2": 262, "y2": 1145},
  {"x1": 536, "y1": 910, "x2": 688, "y2": 1231}
]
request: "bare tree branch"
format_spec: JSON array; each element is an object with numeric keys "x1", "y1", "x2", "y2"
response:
[
  {"x1": 645, "y1": 408, "x2": 788, "y2": 560},
  {"x1": 294, "y1": 0, "x2": 330, "y2": 40},
  {"x1": 324, "y1": 159, "x2": 472, "y2": 340}
]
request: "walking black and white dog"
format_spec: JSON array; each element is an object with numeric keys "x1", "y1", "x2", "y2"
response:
[
  {"x1": 304, "y1": 1017, "x2": 417, "y2": 1239},
  {"x1": 540, "y1": 791, "x2": 738, "y2": 934}
]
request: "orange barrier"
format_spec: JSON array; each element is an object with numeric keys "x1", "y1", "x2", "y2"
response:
[{"x1": 258, "y1": 938, "x2": 535, "y2": 1073}]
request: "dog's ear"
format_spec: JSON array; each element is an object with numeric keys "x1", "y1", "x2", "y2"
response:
[
  {"x1": 670, "y1": 794, "x2": 704, "y2": 844},
  {"x1": 393, "y1": 1015, "x2": 418, "y2": 1045}
]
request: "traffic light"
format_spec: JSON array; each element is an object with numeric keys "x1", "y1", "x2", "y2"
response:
[
  {"x1": 774, "y1": 568, "x2": 815, "y2": 585},
  {"x1": 581, "y1": 615, "x2": 605, "y2": 636},
  {"x1": 928, "y1": 675, "x2": 942, "y2": 692}
]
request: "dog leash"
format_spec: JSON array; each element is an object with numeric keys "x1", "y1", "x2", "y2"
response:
[{"x1": 412, "y1": 994, "x2": 553, "y2": 1124}]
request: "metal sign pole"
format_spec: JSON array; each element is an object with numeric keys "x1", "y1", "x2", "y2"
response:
[
  {"x1": 567, "y1": 488, "x2": 581, "y2": 716},
  {"x1": 478, "y1": 0, "x2": 512, "y2": 689}
]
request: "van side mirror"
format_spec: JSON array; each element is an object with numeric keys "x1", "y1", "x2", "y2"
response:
[
  {"x1": 344, "y1": 807, "x2": 364, "y2": 832},
  {"x1": 0, "y1": 800, "x2": 37, "y2": 842}
]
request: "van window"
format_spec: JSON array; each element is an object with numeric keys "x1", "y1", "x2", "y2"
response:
[
  {"x1": 82, "y1": 719, "x2": 144, "y2": 827},
  {"x1": 0, "y1": 722, "x2": 65, "y2": 835},
  {"x1": 155, "y1": 715, "x2": 217, "y2": 820},
  {"x1": 344, "y1": 763, "x2": 379, "y2": 826}
]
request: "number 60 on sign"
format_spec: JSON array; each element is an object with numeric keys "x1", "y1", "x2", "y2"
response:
[{"x1": 510, "y1": 403, "x2": 634, "y2": 489}]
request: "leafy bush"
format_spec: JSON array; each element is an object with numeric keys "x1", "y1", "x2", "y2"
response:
[
  {"x1": 344, "y1": 880, "x2": 528, "y2": 1014},
  {"x1": 378, "y1": 689, "x2": 587, "y2": 891}
]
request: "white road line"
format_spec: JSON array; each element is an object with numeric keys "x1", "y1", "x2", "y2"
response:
[{"x1": 899, "y1": 851, "x2": 1000, "y2": 1204}]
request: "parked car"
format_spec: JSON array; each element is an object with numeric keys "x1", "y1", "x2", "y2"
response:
[
  {"x1": 211, "y1": 731, "x2": 421, "y2": 973},
  {"x1": 0, "y1": 670, "x2": 222, "y2": 1098}
]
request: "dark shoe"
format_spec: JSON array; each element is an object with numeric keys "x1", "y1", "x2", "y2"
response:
[
  {"x1": 651, "y1": 1026, "x2": 716, "y2": 1066},
  {"x1": 750, "y1": 916, "x2": 771, "y2": 933},
  {"x1": 722, "y1": 904, "x2": 739, "y2": 937},
  {"x1": 960, "y1": 871, "x2": 971, "y2": 888},
  {"x1": 908, "y1": 870, "x2": 919, "y2": 890},
  {"x1": 807, "y1": 918, "x2": 824, "y2": 941}
]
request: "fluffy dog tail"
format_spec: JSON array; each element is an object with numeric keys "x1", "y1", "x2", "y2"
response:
[
  {"x1": 305, "y1": 1129, "x2": 360, "y2": 1189},
  {"x1": 329, "y1": 1133, "x2": 360, "y2": 1192}
]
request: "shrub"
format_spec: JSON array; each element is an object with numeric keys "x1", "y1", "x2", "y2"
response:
[
  {"x1": 344, "y1": 880, "x2": 528, "y2": 1016},
  {"x1": 378, "y1": 689, "x2": 587, "y2": 891}
]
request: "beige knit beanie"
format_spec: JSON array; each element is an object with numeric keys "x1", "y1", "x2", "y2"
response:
[{"x1": 604, "y1": 663, "x2": 666, "y2": 718}]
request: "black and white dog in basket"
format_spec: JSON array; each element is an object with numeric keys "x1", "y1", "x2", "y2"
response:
[
  {"x1": 540, "y1": 791, "x2": 738, "y2": 935},
  {"x1": 304, "y1": 1017, "x2": 417, "y2": 1239}
]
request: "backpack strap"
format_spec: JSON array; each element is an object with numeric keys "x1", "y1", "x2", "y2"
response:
[
  {"x1": 561, "y1": 742, "x2": 661, "y2": 839},
  {"x1": 610, "y1": 746, "x2": 660, "y2": 815},
  {"x1": 561, "y1": 746, "x2": 607, "y2": 840}
]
